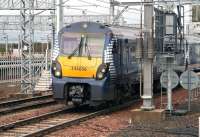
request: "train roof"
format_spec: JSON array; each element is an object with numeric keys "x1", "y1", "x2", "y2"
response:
[
  {"x1": 109, "y1": 25, "x2": 141, "y2": 39},
  {"x1": 59, "y1": 21, "x2": 141, "y2": 40}
]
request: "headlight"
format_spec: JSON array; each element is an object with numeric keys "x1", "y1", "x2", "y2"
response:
[
  {"x1": 53, "y1": 66, "x2": 57, "y2": 71},
  {"x1": 101, "y1": 68, "x2": 106, "y2": 73},
  {"x1": 97, "y1": 72, "x2": 104, "y2": 79},
  {"x1": 55, "y1": 71, "x2": 61, "y2": 77},
  {"x1": 96, "y1": 64, "x2": 109, "y2": 80},
  {"x1": 51, "y1": 60, "x2": 62, "y2": 78}
]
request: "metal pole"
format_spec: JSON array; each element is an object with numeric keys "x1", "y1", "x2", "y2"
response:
[
  {"x1": 46, "y1": 35, "x2": 49, "y2": 70},
  {"x1": 5, "y1": 35, "x2": 8, "y2": 55},
  {"x1": 50, "y1": 0, "x2": 55, "y2": 64},
  {"x1": 47, "y1": 35, "x2": 49, "y2": 51},
  {"x1": 141, "y1": 0, "x2": 155, "y2": 110},
  {"x1": 29, "y1": 0, "x2": 34, "y2": 94},
  {"x1": 160, "y1": 62, "x2": 163, "y2": 109},
  {"x1": 51, "y1": 24, "x2": 56, "y2": 60},
  {"x1": 188, "y1": 68, "x2": 191, "y2": 111},
  {"x1": 167, "y1": 68, "x2": 173, "y2": 112},
  {"x1": 51, "y1": 0, "x2": 62, "y2": 60},
  {"x1": 45, "y1": 49, "x2": 48, "y2": 70},
  {"x1": 18, "y1": 35, "x2": 21, "y2": 57},
  {"x1": 20, "y1": 0, "x2": 34, "y2": 94},
  {"x1": 109, "y1": 0, "x2": 115, "y2": 24},
  {"x1": 139, "y1": 3, "x2": 143, "y2": 98},
  {"x1": 56, "y1": 0, "x2": 63, "y2": 34},
  {"x1": 188, "y1": 1, "x2": 192, "y2": 34}
]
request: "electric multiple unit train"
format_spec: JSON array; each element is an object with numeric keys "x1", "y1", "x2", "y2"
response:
[{"x1": 52, "y1": 21, "x2": 159, "y2": 106}]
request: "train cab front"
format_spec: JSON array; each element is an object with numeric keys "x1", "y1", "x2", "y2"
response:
[{"x1": 52, "y1": 22, "x2": 111, "y2": 106}]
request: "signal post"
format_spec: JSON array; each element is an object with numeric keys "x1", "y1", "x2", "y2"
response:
[
  {"x1": 117, "y1": 0, "x2": 166, "y2": 122},
  {"x1": 140, "y1": 0, "x2": 154, "y2": 110}
]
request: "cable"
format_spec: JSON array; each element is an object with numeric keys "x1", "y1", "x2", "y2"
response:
[
  {"x1": 64, "y1": 5, "x2": 108, "y2": 15},
  {"x1": 35, "y1": 0, "x2": 109, "y2": 14},
  {"x1": 32, "y1": 0, "x2": 108, "y2": 16},
  {"x1": 77, "y1": 0, "x2": 141, "y2": 15},
  {"x1": 78, "y1": 0, "x2": 110, "y2": 9},
  {"x1": 34, "y1": 0, "x2": 141, "y2": 17},
  {"x1": 37, "y1": 0, "x2": 70, "y2": 6},
  {"x1": 5, "y1": 0, "x2": 141, "y2": 25},
  {"x1": 95, "y1": 0, "x2": 110, "y2": 4},
  {"x1": 66, "y1": 5, "x2": 98, "y2": 7},
  {"x1": 22, "y1": 0, "x2": 71, "y2": 17},
  {"x1": 79, "y1": 0, "x2": 142, "y2": 12}
]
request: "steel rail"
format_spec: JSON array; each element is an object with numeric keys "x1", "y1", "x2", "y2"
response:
[
  {"x1": 0, "y1": 100, "x2": 139, "y2": 137},
  {"x1": 22, "y1": 100, "x2": 139, "y2": 137},
  {"x1": 0, "y1": 94, "x2": 53, "y2": 108},
  {"x1": 0, "y1": 99, "x2": 56, "y2": 116},
  {"x1": 0, "y1": 106, "x2": 75, "y2": 132},
  {"x1": 0, "y1": 94, "x2": 55, "y2": 116}
]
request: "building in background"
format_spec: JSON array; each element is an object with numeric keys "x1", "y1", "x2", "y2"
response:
[
  {"x1": 192, "y1": 5, "x2": 200, "y2": 35},
  {"x1": 192, "y1": 5, "x2": 200, "y2": 22}
]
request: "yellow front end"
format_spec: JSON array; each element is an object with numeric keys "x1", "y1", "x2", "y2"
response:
[{"x1": 57, "y1": 55, "x2": 102, "y2": 78}]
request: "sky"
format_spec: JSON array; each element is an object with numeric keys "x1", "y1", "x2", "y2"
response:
[
  {"x1": 0, "y1": 0, "x2": 143, "y2": 43},
  {"x1": 61, "y1": 0, "x2": 142, "y2": 24},
  {"x1": 0, "y1": 0, "x2": 195, "y2": 43},
  {"x1": 0, "y1": 0, "x2": 144, "y2": 24},
  {"x1": 0, "y1": 0, "x2": 192, "y2": 24}
]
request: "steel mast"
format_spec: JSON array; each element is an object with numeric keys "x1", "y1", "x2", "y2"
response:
[
  {"x1": 140, "y1": 0, "x2": 155, "y2": 110},
  {"x1": 20, "y1": 0, "x2": 34, "y2": 94},
  {"x1": 52, "y1": 0, "x2": 63, "y2": 60}
]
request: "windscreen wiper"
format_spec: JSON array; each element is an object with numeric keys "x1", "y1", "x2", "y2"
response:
[
  {"x1": 85, "y1": 36, "x2": 91, "y2": 60},
  {"x1": 68, "y1": 36, "x2": 83, "y2": 59}
]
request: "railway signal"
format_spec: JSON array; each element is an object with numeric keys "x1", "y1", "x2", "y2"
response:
[
  {"x1": 160, "y1": 70, "x2": 179, "y2": 111},
  {"x1": 160, "y1": 70, "x2": 179, "y2": 89},
  {"x1": 180, "y1": 70, "x2": 199, "y2": 90},
  {"x1": 180, "y1": 70, "x2": 199, "y2": 111}
]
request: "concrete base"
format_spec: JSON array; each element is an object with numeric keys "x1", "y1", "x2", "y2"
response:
[
  {"x1": 141, "y1": 96, "x2": 155, "y2": 110},
  {"x1": 130, "y1": 109, "x2": 165, "y2": 123}
]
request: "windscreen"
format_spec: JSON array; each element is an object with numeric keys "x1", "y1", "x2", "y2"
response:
[{"x1": 61, "y1": 32, "x2": 105, "y2": 57}]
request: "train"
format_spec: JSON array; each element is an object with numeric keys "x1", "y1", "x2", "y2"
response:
[{"x1": 51, "y1": 21, "x2": 161, "y2": 106}]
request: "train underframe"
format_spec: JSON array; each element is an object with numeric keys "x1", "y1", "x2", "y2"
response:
[
  {"x1": 52, "y1": 76, "x2": 139, "y2": 106},
  {"x1": 53, "y1": 74, "x2": 161, "y2": 107},
  {"x1": 53, "y1": 77, "x2": 112, "y2": 106},
  {"x1": 66, "y1": 84, "x2": 90, "y2": 105}
]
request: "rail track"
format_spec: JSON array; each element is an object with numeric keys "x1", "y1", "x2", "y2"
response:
[
  {"x1": 0, "y1": 100, "x2": 139, "y2": 137},
  {"x1": 0, "y1": 94, "x2": 56, "y2": 116}
]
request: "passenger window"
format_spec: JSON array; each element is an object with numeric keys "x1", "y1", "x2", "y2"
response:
[
  {"x1": 125, "y1": 39, "x2": 128, "y2": 44},
  {"x1": 130, "y1": 47, "x2": 135, "y2": 63}
]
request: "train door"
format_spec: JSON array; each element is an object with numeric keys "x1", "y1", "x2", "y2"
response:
[{"x1": 124, "y1": 40, "x2": 129, "y2": 75}]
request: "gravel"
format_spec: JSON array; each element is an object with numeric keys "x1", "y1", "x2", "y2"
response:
[
  {"x1": 45, "y1": 88, "x2": 200, "y2": 137},
  {"x1": 0, "y1": 104, "x2": 65, "y2": 126}
]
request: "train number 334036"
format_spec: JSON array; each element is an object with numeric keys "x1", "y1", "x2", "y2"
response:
[{"x1": 71, "y1": 66, "x2": 87, "y2": 71}]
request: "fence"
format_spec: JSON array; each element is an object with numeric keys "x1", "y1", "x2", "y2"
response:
[{"x1": 0, "y1": 52, "x2": 50, "y2": 84}]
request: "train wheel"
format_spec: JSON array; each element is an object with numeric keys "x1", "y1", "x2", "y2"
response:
[{"x1": 73, "y1": 102, "x2": 81, "y2": 107}]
